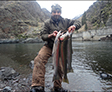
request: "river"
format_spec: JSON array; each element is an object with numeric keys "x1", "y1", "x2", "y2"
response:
[{"x1": 0, "y1": 41, "x2": 112, "y2": 91}]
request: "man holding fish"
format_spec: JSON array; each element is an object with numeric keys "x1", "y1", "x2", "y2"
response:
[{"x1": 30, "y1": 4, "x2": 81, "y2": 92}]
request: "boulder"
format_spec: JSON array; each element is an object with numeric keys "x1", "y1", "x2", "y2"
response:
[{"x1": 3, "y1": 86, "x2": 11, "y2": 92}]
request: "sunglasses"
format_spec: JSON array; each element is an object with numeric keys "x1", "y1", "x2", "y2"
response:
[{"x1": 52, "y1": 11, "x2": 60, "y2": 13}]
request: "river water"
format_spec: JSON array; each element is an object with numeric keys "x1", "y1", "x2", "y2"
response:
[{"x1": 0, "y1": 41, "x2": 112, "y2": 91}]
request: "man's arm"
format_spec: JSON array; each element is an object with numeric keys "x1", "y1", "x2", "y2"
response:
[
  {"x1": 40, "y1": 21, "x2": 50, "y2": 41},
  {"x1": 67, "y1": 19, "x2": 81, "y2": 32},
  {"x1": 73, "y1": 19, "x2": 81, "y2": 30},
  {"x1": 40, "y1": 20, "x2": 58, "y2": 41},
  {"x1": 66, "y1": 18, "x2": 81, "y2": 30}
]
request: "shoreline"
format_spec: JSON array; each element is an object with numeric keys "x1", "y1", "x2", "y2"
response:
[
  {"x1": 0, "y1": 37, "x2": 44, "y2": 44},
  {"x1": 0, "y1": 37, "x2": 112, "y2": 44}
]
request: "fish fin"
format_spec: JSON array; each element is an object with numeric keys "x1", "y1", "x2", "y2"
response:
[
  {"x1": 63, "y1": 77, "x2": 69, "y2": 84},
  {"x1": 67, "y1": 68, "x2": 74, "y2": 73}
]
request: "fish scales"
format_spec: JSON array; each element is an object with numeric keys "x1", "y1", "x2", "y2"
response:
[
  {"x1": 60, "y1": 32, "x2": 70, "y2": 83},
  {"x1": 52, "y1": 31, "x2": 62, "y2": 81},
  {"x1": 60, "y1": 38, "x2": 69, "y2": 83},
  {"x1": 67, "y1": 34, "x2": 73, "y2": 73}
]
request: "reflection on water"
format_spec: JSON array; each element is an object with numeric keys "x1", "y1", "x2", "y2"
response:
[
  {"x1": 0, "y1": 41, "x2": 112, "y2": 91},
  {"x1": 72, "y1": 41, "x2": 112, "y2": 74},
  {"x1": 69, "y1": 41, "x2": 112, "y2": 91},
  {"x1": 0, "y1": 43, "x2": 44, "y2": 77}
]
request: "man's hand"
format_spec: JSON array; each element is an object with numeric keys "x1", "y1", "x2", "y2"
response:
[
  {"x1": 48, "y1": 31, "x2": 58, "y2": 38},
  {"x1": 68, "y1": 25, "x2": 76, "y2": 33}
]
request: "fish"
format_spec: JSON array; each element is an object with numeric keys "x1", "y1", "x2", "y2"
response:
[
  {"x1": 52, "y1": 31, "x2": 62, "y2": 81},
  {"x1": 52, "y1": 29, "x2": 74, "y2": 83},
  {"x1": 60, "y1": 29, "x2": 74, "y2": 83},
  {"x1": 60, "y1": 30, "x2": 74, "y2": 73},
  {"x1": 60, "y1": 31, "x2": 69, "y2": 41},
  {"x1": 60, "y1": 32, "x2": 70, "y2": 83},
  {"x1": 67, "y1": 34, "x2": 74, "y2": 73}
]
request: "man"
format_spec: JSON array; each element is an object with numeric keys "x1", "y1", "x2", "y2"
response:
[{"x1": 30, "y1": 4, "x2": 81, "y2": 92}]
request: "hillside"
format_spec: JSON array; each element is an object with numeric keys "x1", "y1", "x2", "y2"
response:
[
  {"x1": 0, "y1": 1, "x2": 112, "y2": 41},
  {"x1": 0, "y1": 1, "x2": 50, "y2": 39},
  {"x1": 81, "y1": 0, "x2": 112, "y2": 31}
]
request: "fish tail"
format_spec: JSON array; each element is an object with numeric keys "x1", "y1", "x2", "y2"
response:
[{"x1": 63, "y1": 77, "x2": 69, "y2": 84}]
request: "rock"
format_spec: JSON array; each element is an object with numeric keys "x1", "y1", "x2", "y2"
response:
[
  {"x1": 0, "y1": 84, "x2": 6, "y2": 88},
  {"x1": 29, "y1": 60, "x2": 34, "y2": 69},
  {"x1": 106, "y1": 15, "x2": 112, "y2": 27},
  {"x1": 0, "y1": 67, "x2": 20, "y2": 80},
  {"x1": 3, "y1": 86, "x2": 11, "y2": 92},
  {"x1": 83, "y1": 31, "x2": 91, "y2": 41},
  {"x1": 0, "y1": 67, "x2": 33, "y2": 92},
  {"x1": 100, "y1": 72, "x2": 112, "y2": 80}
]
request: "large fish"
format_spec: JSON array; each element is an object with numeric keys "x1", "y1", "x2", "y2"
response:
[
  {"x1": 67, "y1": 34, "x2": 73, "y2": 73},
  {"x1": 60, "y1": 32, "x2": 70, "y2": 83},
  {"x1": 60, "y1": 30, "x2": 74, "y2": 83},
  {"x1": 52, "y1": 30, "x2": 74, "y2": 83},
  {"x1": 52, "y1": 31, "x2": 62, "y2": 81}
]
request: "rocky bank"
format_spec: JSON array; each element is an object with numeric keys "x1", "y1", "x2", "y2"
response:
[
  {"x1": 0, "y1": 57, "x2": 54, "y2": 92},
  {"x1": 73, "y1": 26, "x2": 112, "y2": 41},
  {"x1": 0, "y1": 67, "x2": 32, "y2": 92},
  {"x1": 0, "y1": 37, "x2": 43, "y2": 44}
]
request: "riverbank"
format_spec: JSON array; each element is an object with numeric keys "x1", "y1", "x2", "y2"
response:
[
  {"x1": 0, "y1": 67, "x2": 32, "y2": 92},
  {"x1": 0, "y1": 58, "x2": 53, "y2": 92},
  {"x1": 0, "y1": 37, "x2": 43, "y2": 44},
  {"x1": 0, "y1": 36, "x2": 112, "y2": 45},
  {"x1": 73, "y1": 27, "x2": 112, "y2": 41}
]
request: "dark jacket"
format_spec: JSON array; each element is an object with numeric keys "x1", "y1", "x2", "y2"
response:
[{"x1": 40, "y1": 16, "x2": 81, "y2": 49}]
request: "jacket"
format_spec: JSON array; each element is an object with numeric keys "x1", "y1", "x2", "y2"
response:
[{"x1": 40, "y1": 16, "x2": 81, "y2": 49}]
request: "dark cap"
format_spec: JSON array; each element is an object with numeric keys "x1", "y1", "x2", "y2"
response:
[{"x1": 51, "y1": 4, "x2": 62, "y2": 13}]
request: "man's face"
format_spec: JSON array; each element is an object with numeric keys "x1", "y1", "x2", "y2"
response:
[{"x1": 51, "y1": 10, "x2": 61, "y2": 20}]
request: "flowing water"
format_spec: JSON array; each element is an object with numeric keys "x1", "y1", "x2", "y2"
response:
[{"x1": 0, "y1": 41, "x2": 112, "y2": 91}]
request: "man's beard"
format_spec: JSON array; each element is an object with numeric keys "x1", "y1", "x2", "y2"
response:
[{"x1": 51, "y1": 15, "x2": 61, "y2": 22}]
